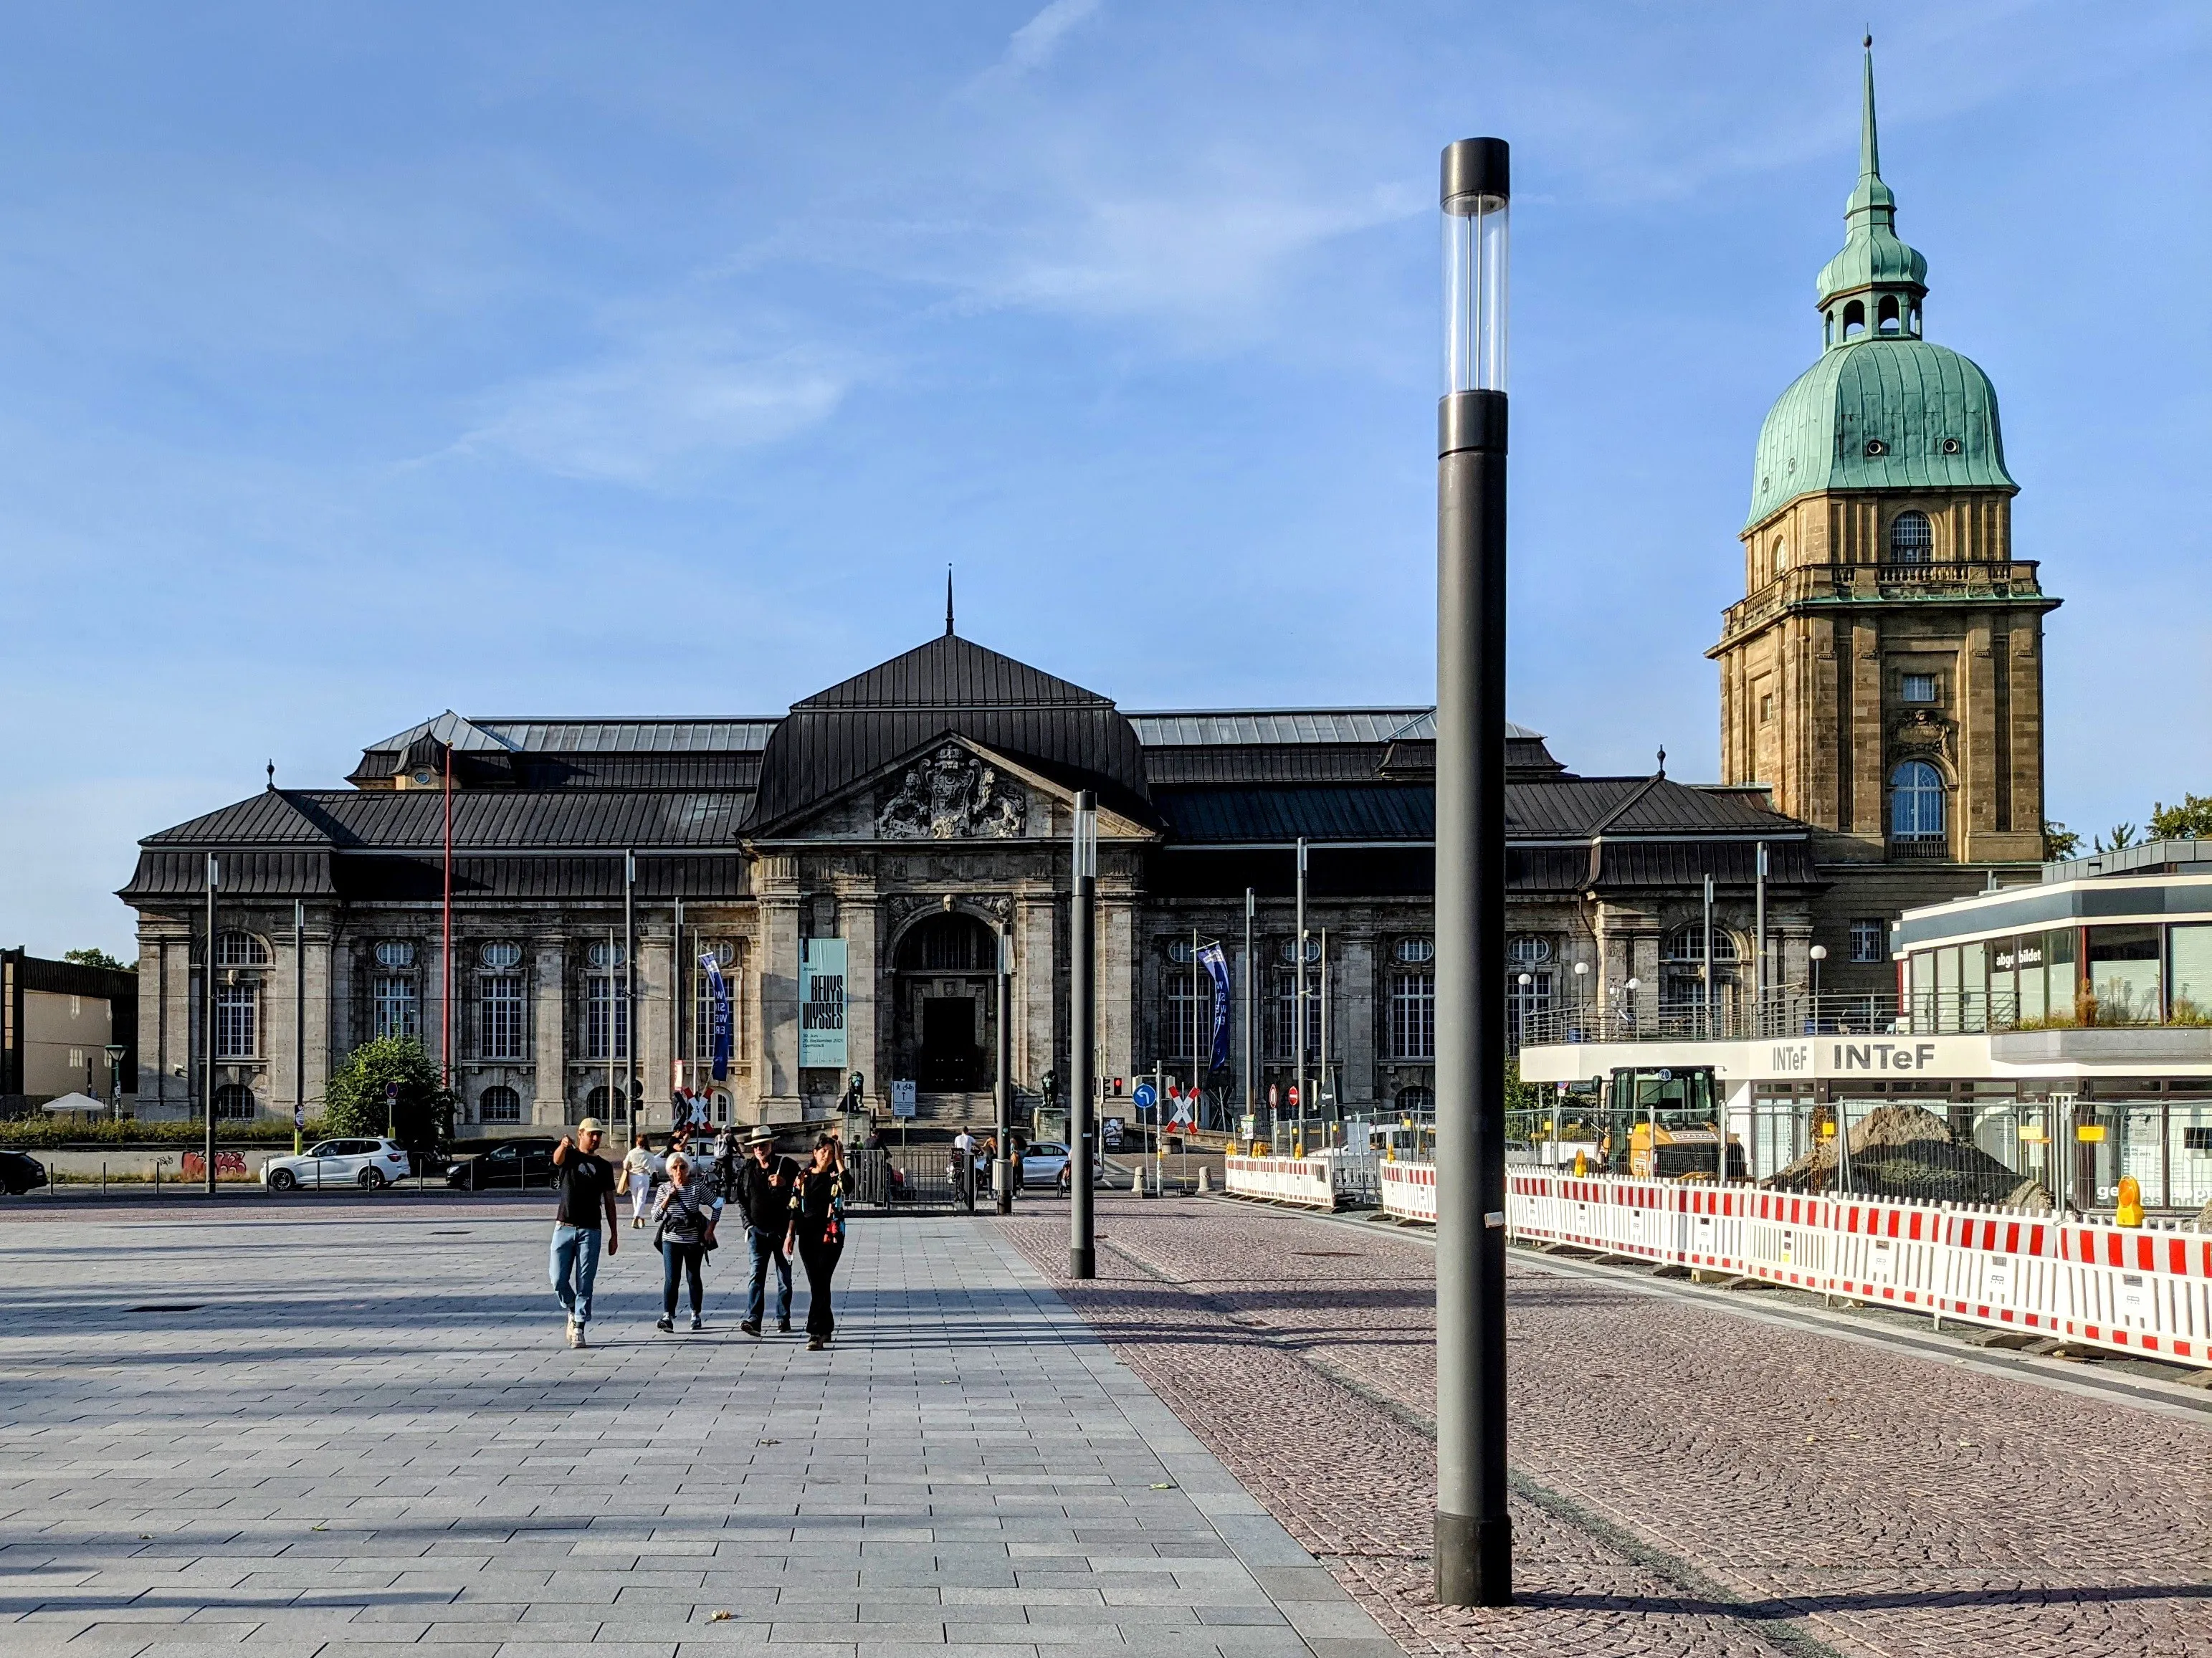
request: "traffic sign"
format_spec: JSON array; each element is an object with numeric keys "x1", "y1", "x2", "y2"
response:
[
  {"x1": 1287, "y1": 1085, "x2": 1300, "y2": 1107},
  {"x1": 1268, "y1": 1085, "x2": 1279, "y2": 1107},
  {"x1": 1133, "y1": 1081, "x2": 1156, "y2": 1111},
  {"x1": 890, "y1": 1080, "x2": 917, "y2": 1119}
]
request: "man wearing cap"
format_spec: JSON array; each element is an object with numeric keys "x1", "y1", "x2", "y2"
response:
[
  {"x1": 732, "y1": 1126, "x2": 798, "y2": 1337},
  {"x1": 550, "y1": 1118, "x2": 620, "y2": 1349}
]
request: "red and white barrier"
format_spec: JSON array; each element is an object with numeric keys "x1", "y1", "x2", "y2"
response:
[
  {"x1": 1379, "y1": 1166, "x2": 2212, "y2": 1370},
  {"x1": 1378, "y1": 1161, "x2": 1437, "y2": 1223},
  {"x1": 1223, "y1": 1156, "x2": 1336, "y2": 1211}
]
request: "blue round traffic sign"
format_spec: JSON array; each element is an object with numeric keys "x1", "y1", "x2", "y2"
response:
[{"x1": 1132, "y1": 1082, "x2": 1156, "y2": 1110}]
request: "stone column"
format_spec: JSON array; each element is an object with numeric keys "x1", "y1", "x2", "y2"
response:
[
  {"x1": 1338, "y1": 932, "x2": 1376, "y2": 1108},
  {"x1": 635, "y1": 920, "x2": 669, "y2": 1133},
  {"x1": 1097, "y1": 889, "x2": 1138, "y2": 1097},
  {"x1": 836, "y1": 875, "x2": 881, "y2": 1113},
  {"x1": 757, "y1": 857, "x2": 804, "y2": 1123},
  {"x1": 531, "y1": 933, "x2": 566, "y2": 1127},
  {"x1": 1017, "y1": 890, "x2": 1057, "y2": 1095}
]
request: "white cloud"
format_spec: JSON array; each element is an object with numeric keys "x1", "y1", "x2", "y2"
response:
[
  {"x1": 457, "y1": 332, "x2": 855, "y2": 485},
  {"x1": 1000, "y1": 0, "x2": 1101, "y2": 77}
]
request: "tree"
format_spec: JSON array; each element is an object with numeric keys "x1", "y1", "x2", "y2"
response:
[
  {"x1": 2095, "y1": 823, "x2": 2138, "y2": 854},
  {"x1": 64, "y1": 947, "x2": 133, "y2": 972},
  {"x1": 323, "y1": 1037, "x2": 456, "y2": 1153},
  {"x1": 2149, "y1": 792, "x2": 2212, "y2": 842},
  {"x1": 2041, "y1": 821, "x2": 2081, "y2": 861}
]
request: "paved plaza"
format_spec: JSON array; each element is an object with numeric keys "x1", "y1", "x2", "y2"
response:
[
  {"x1": 5, "y1": 1192, "x2": 2209, "y2": 1658},
  {"x1": 1006, "y1": 1199, "x2": 2212, "y2": 1658},
  {"x1": 0, "y1": 1196, "x2": 1393, "y2": 1658}
]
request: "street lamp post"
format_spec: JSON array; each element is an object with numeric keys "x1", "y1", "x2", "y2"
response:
[
  {"x1": 995, "y1": 923, "x2": 1014, "y2": 1215},
  {"x1": 1810, "y1": 943, "x2": 1828, "y2": 1026},
  {"x1": 204, "y1": 854, "x2": 219, "y2": 1196},
  {"x1": 1068, "y1": 791, "x2": 1097, "y2": 1278},
  {"x1": 1434, "y1": 134, "x2": 1512, "y2": 1609}
]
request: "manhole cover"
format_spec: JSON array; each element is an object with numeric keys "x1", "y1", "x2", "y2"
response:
[{"x1": 128, "y1": 1304, "x2": 203, "y2": 1312}]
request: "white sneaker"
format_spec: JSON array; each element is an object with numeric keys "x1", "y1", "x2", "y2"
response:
[
  {"x1": 570, "y1": 1323, "x2": 588, "y2": 1350},
  {"x1": 690, "y1": 1315, "x2": 705, "y2": 1331}
]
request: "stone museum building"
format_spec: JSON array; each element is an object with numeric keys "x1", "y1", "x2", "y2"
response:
[{"x1": 118, "y1": 52, "x2": 2059, "y2": 1135}]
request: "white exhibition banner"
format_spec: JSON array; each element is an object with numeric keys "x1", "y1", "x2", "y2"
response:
[{"x1": 799, "y1": 937, "x2": 849, "y2": 1069}]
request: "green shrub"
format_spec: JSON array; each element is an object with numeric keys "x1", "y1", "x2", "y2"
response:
[
  {"x1": 0, "y1": 1116, "x2": 328, "y2": 1148},
  {"x1": 322, "y1": 1037, "x2": 456, "y2": 1154}
]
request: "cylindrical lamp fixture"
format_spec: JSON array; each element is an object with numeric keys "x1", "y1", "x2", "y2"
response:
[
  {"x1": 1443, "y1": 138, "x2": 1509, "y2": 396},
  {"x1": 1433, "y1": 133, "x2": 1512, "y2": 1611}
]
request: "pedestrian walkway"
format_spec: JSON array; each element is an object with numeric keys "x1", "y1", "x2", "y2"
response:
[{"x1": 0, "y1": 1199, "x2": 1398, "y2": 1657}]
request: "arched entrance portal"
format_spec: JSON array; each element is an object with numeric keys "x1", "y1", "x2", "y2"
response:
[{"x1": 894, "y1": 913, "x2": 1000, "y2": 1093}]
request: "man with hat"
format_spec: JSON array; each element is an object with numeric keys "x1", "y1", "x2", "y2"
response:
[
  {"x1": 550, "y1": 1118, "x2": 620, "y2": 1349},
  {"x1": 733, "y1": 1125, "x2": 798, "y2": 1336}
]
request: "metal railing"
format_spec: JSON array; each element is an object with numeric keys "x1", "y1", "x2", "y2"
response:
[{"x1": 1719, "y1": 559, "x2": 2044, "y2": 640}]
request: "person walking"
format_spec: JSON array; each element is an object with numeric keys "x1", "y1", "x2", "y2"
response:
[
  {"x1": 653, "y1": 1150, "x2": 720, "y2": 1332},
  {"x1": 733, "y1": 1126, "x2": 797, "y2": 1337},
  {"x1": 623, "y1": 1134, "x2": 661, "y2": 1228},
  {"x1": 550, "y1": 1117, "x2": 619, "y2": 1349},
  {"x1": 950, "y1": 1124, "x2": 976, "y2": 1207},
  {"x1": 786, "y1": 1133, "x2": 847, "y2": 1350}
]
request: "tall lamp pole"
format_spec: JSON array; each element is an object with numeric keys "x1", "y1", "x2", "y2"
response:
[
  {"x1": 1068, "y1": 791, "x2": 1098, "y2": 1277},
  {"x1": 1433, "y1": 134, "x2": 1512, "y2": 1609},
  {"x1": 204, "y1": 854, "x2": 219, "y2": 1196},
  {"x1": 995, "y1": 922, "x2": 1014, "y2": 1215}
]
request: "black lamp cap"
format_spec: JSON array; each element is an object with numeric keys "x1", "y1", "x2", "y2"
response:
[{"x1": 1441, "y1": 137, "x2": 1510, "y2": 209}]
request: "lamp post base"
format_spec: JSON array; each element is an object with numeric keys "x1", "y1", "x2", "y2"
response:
[
  {"x1": 995, "y1": 1158, "x2": 1014, "y2": 1215},
  {"x1": 1069, "y1": 1246, "x2": 1095, "y2": 1279},
  {"x1": 1434, "y1": 1512, "x2": 1512, "y2": 1607}
]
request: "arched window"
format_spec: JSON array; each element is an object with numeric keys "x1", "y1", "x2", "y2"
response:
[
  {"x1": 1662, "y1": 926, "x2": 1740, "y2": 962},
  {"x1": 1507, "y1": 935, "x2": 1553, "y2": 966},
  {"x1": 1395, "y1": 1086, "x2": 1436, "y2": 1118},
  {"x1": 1278, "y1": 937, "x2": 1322, "y2": 964},
  {"x1": 213, "y1": 1083, "x2": 257, "y2": 1121},
  {"x1": 215, "y1": 931, "x2": 269, "y2": 967},
  {"x1": 897, "y1": 913, "x2": 993, "y2": 971},
  {"x1": 1878, "y1": 295, "x2": 1901, "y2": 333},
  {"x1": 1889, "y1": 510, "x2": 1933, "y2": 565},
  {"x1": 1891, "y1": 760, "x2": 1947, "y2": 841},
  {"x1": 1842, "y1": 300, "x2": 1866, "y2": 338},
  {"x1": 480, "y1": 940, "x2": 522, "y2": 970},
  {"x1": 479, "y1": 1085, "x2": 522, "y2": 1124},
  {"x1": 373, "y1": 940, "x2": 416, "y2": 969},
  {"x1": 575, "y1": 1085, "x2": 626, "y2": 1124},
  {"x1": 1393, "y1": 937, "x2": 1435, "y2": 965},
  {"x1": 585, "y1": 940, "x2": 625, "y2": 970},
  {"x1": 1771, "y1": 537, "x2": 1789, "y2": 578}
]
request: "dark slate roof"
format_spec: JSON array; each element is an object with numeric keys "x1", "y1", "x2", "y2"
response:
[
  {"x1": 350, "y1": 715, "x2": 778, "y2": 786},
  {"x1": 1155, "y1": 786, "x2": 1433, "y2": 844},
  {"x1": 747, "y1": 633, "x2": 1154, "y2": 833},
  {"x1": 139, "y1": 789, "x2": 753, "y2": 851}
]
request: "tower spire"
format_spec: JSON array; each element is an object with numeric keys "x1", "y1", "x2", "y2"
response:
[
  {"x1": 1816, "y1": 36, "x2": 1925, "y2": 342},
  {"x1": 1859, "y1": 34, "x2": 1879, "y2": 181},
  {"x1": 945, "y1": 564, "x2": 955, "y2": 637}
]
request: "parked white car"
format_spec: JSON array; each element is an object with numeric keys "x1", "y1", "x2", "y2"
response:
[
  {"x1": 1020, "y1": 1141, "x2": 1108, "y2": 1191},
  {"x1": 262, "y1": 1137, "x2": 411, "y2": 1191}
]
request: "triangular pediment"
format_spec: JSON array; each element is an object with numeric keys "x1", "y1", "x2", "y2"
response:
[{"x1": 747, "y1": 733, "x2": 1153, "y2": 846}]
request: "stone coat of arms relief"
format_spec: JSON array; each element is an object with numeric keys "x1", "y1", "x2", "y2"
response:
[{"x1": 876, "y1": 743, "x2": 1028, "y2": 839}]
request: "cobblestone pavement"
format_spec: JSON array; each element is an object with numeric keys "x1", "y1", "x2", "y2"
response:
[
  {"x1": 1003, "y1": 1196, "x2": 2212, "y2": 1658},
  {"x1": 0, "y1": 1199, "x2": 1397, "y2": 1657}
]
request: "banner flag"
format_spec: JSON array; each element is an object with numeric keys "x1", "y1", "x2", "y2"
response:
[
  {"x1": 1198, "y1": 941, "x2": 1232, "y2": 1070},
  {"x1": 702, "y1": 953, "x2": 732, "y2": 1082}
]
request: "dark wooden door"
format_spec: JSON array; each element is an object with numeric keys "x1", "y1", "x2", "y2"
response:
[{"x1": 920, "y1": 996, "x2": 977, "y2": 1089}]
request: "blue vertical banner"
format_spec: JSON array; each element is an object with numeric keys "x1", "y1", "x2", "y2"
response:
[
  {"x1": 1199, "y1": 941, "x2": 1232, "y2": 1071},
  {"x1": 702, "y1": 952, "x2": 731, "y2": 1081}
]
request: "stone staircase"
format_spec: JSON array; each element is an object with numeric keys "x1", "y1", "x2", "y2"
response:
[{"x1": 911, "y1": 1090, "x2": 998, "y2": 1125}]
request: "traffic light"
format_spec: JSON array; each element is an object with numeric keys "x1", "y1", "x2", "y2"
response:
[{"x1": 1110, "y1": 1077, "x2": 1124, "y2": 1096}]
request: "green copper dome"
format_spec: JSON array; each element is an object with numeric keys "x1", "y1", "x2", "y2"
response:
[
  {"x1": 1747, "y1": 339, "x2": 2014, "y2": 528},
  {"x1": 1745, "y1": 42, "x2": 2014, "y2": 529}
]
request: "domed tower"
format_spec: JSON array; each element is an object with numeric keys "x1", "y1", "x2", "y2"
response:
[{"x1": 1710, "y1": 44, "x2": 2058, "y2": 867}]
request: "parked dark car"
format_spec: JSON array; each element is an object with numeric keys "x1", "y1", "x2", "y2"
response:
[
  {"x1": 0, "y1": 1150, "x2": 50, "y2": 1195},
  {"x1": 445, "y1": 1138, "x2": 558, "y2": 1190}
]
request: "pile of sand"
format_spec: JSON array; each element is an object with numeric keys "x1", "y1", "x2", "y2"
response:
[{"x1": 1765, "y1": 1102, "x2": 2052, "y2": 1209}]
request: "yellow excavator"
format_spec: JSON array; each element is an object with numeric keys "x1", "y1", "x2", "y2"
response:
[{"x1": 1593, "y1": 1065, "x2": 1747, "y2": 1181}]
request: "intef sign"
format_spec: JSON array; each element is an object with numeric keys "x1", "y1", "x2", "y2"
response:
[{"x1": 1766, "y1": 1039, "x2": 1941, "y2": 1075}]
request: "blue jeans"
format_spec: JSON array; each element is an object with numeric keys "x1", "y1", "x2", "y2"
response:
[
  {"x1": 746, "y1": 1226, "x2": 792, "y2": 1327},
  {"x1": 550, "y1": 1224, "x2": 604, "y2": 1326}
]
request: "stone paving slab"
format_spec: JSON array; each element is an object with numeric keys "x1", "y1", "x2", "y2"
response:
[
  {"x1": 0, "y1": 1201, "x2": 1397, "y2": 1657},
  {"x1": 1006, "y1": 1197, "x2": 2212, "y2": 1658}
]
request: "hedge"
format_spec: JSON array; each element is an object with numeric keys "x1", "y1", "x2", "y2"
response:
[{"x1": 0, "y1": 1116, "x2": 328, "y2": 1149}]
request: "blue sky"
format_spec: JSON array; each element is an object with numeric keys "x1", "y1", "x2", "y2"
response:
[{"x1": 3, "y1": 1, "x2": 2206, "y2": 957}]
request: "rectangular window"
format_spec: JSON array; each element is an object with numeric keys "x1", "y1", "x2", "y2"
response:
[
  {"x1": 1391, "y1": 970, "x2": 1436, "y2": 1060},
  {"x1": 2170, "y1": 925, "x2": 2212, "y2": 1021},
  {"x1": 1507, "y1": 969, "x2": 1553, "y2": 1048},
  {"x1": 1164, "y1": 970, "x2": 1203, "y2": 1060},
  {"x1": 478, "y1": 974, "x2": 525, "y2": 1060},
  {"x1": 2087, "y1": 925, "x2": 2160, "y2": 1024},
  {"x1": 214, "y1": 982, "x2": 257, "y2": 1058},
  {"x1": 372, "y1": 975, "x2": 418, "y2": 1042},
  {"x1": 1759, "y1": 693, "x2": 1773, "y2": 723},
  {"x1": 2046, "y1": 928, "x2": 2077, "y2": 1024},
  {"x1": 1270, "y1": 967, "x2": 1323, "y2": 1061},
  {"x1": 1901, "y1": 673, "x2": 1937, "y2": 703},
  {"x1": 586, "y1": 974, "x2": 629, "y2": 1060},
  {"x1": 1849, "y1": 919, "x2": 1885, "y2": 963}
]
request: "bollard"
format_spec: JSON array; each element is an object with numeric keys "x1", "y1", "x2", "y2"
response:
[
  {"x1": 1197, "y1": 1166, "x2": 1211, "y2": 1194},
  {"x1": 1132, "y1": 1165, "x2": 1148, "y2": 1199}
]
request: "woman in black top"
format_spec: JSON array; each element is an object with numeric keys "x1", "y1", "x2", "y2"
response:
[
  {"x1": 784, "y1": 1135, "x2": 845, "y2": 1350},
  {"x1": 654, "y1": 1151, "x2": 719, "y2": 1333}
]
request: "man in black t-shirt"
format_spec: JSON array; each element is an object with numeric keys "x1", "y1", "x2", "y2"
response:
[
  {"x1": 733, "y1": 1126, "x2": 798, "y2": 1336},
  {"x1": 550, "y1": 1118, "x2": 619, "y2": 1349}
]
